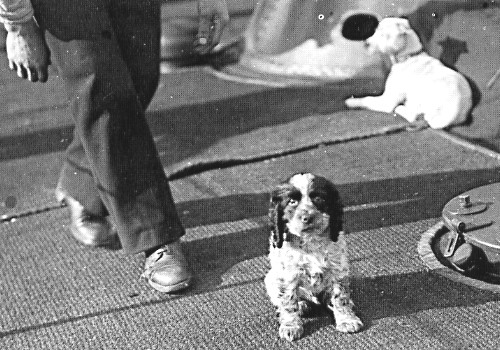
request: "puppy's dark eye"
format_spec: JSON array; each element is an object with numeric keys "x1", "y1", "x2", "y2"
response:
[
  {"x1": 288, "y1": 199, "x2": 299, "y2": 207},
  {"x1": 311, "y1": 196, "x2": 326, "y2": 207}
]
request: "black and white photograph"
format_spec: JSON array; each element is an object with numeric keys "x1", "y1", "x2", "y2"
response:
[{"x1": 1, "y1": 0, "x2": 500, "y2": 348}]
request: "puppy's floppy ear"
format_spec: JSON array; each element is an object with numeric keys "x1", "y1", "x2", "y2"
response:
[
  {"x1": 269, "y1": 202, "x2": 284, "y2": 248},
  {"x1": 326, "y1": 182, "x2": 343, "y2": 242},
  {"x1": 310, "y1": 175, "x2": 343, "y2": 242},
  {"x1": 269, "y1": 184, "x2": 290, "y2": 248}
]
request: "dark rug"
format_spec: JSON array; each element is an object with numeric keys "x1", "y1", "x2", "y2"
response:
[{"x1": 0, "y1": 68, "x2": 407, "y2": 221}]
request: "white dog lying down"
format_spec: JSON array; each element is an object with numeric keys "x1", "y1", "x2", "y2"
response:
[{"x1": 345, "y1": 17, "x2": 472, "y2": 129}]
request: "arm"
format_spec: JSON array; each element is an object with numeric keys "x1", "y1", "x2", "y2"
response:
[
  {"x1": 0, "y1": 0, "x2": 33, "y2": 24},
  {"x1": 195, "y1": 0, "x2": 229, "y2": 55},
  {"x1": 1, "y1": 0, "x2": 50, "y2": 82}
]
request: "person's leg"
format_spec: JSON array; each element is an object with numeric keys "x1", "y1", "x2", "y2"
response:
[
  {"x1": 32, "y1": 0, "x2": 185, "y2": 254},
  {"x1": 105, "y1": 0, "x2": 192, "y2": 292},
  {"x1": 56, "y1": 0, "x2": 161, "y2": 222},
  {"x1": 57, "y1": 134, "x2": 107, "y2": 217},
  {"x1": 108, "y1": 0, "x2": 161, "y2": 110}
]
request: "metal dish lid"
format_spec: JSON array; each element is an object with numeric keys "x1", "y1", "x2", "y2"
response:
[{"x1": 442, "y1": 182, "x2": 500, "y2": 251}]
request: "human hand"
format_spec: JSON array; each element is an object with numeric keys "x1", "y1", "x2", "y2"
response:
[
  {"x1": 195, "y1": 0, "x2": 229, "y2": 55},
  {"x1": 5, "y1": 19, "x2": 50, "y2": 82}
]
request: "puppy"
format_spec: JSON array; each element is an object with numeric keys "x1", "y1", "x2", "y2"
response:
[
  {"x1": 345, "y1": 17, "x2": 472, "y2": 129},
  {"x1": 265, "y1": 173, "x2": 362, "y2": 341}
]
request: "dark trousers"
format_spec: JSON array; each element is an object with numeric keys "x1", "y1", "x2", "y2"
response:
[{"x1": 32, "y1": 0, "x2": 185, "y2": 254}]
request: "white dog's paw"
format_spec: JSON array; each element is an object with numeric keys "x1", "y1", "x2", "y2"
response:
[
  {"x1": 335, "y1": 315, "x2": 363, "y2": 333},
  {"x1": 279, "y1": 323, "x2": 304, "y2": 341},
  {"x1": 394, "y1": 105, "x2": 419, "y2": 122},
  {"x1": 345, "y1": 97, "x2": 362, "y2": 108}
]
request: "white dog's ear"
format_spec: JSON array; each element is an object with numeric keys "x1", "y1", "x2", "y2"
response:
[{"x1": 395, "y1": 19, "x2": 411, "y2": 34}]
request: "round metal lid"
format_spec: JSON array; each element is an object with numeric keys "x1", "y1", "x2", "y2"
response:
[{"x1": 442, "y1": 182, "x2": 500, "y2": 251}]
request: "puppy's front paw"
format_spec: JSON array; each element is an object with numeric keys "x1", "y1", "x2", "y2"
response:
[
  {"x1": 279, "y1": 323, "x2": 304, "y2": 341},
  {"x1": 298, "y1": 300, "x2": 314, "y2": 316},
  {"x1": 336, "y1": 315, "x2": 363, "y2": 333}
]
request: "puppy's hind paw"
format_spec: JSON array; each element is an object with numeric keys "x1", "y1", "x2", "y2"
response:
[
  {"x1": 336, "y1": 315, "x2": 363, "y2": 333},
  {"x1": 279, "y1": 323, "x2": 304, "y2": 341}
]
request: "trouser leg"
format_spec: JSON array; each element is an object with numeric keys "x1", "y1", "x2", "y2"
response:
[
  {"x1": 58, "y1": 127, "x2": 108, "y2": 217},
  {"x1": 108, "y1": 0, "x2": 162, "y2": 109},
  {"x1": 33, "y1": 0, "x2": 184, "y2": 254}
]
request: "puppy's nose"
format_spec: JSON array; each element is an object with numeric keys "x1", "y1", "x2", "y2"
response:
[{"x1": 300, "y1": 212, "x2": 313, "y2": 224}]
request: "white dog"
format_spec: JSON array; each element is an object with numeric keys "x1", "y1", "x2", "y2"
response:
[{"x1": 345, "y1": 17, "x2": 472, "y2": 129}]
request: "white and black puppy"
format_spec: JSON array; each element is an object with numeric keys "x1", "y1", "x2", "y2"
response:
[
  {"x1": 265, "y1": 173, "x2": 362, "y2": 341},
  {"x1": 345, "y1": 17, "x2": 472, "y2": 129}
]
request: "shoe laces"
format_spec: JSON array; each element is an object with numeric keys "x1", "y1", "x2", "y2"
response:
[{"x1": 141, "y1": 245, "x2": 175, "y2": 280}]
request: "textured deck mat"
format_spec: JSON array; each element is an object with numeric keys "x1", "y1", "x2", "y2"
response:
[
  {"x1": 2, "y1": 213, "x2": 500, "y2": 349},
  {"x1": 2, "y1": 130, "x2": 500, "y2": 349},
  {"x1": 0, "y1": 63, "x2": 396, "y2": 219},
  {"x1": 170, "y1": 131, "x2": 500, "y2": 232},
  {"x1": 0, "y1": 109, "x2": 404, "y2": 220}
]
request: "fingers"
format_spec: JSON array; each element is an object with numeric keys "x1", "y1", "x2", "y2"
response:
[
  {"x1": 27, "y1": 68, "x2": 39, "y2": 83},
  {"x1": 195, "y1": 16, "x2": 215, "y2": 55},
  {"x1": 210, "y1": 16, "x2": 225, "y2": 50},
  {"x1": 38, "y1": 65, "x2": 48, "y2": 83},
  {"x1": 16, "y1": 63, "x2": 27, "y2": 80},
  {"x1": 8, "y1": 60, "x2": 47, "y2": 83},
  {"x1": 195, "y1": 12, "x2": 229, "y2": 55}
]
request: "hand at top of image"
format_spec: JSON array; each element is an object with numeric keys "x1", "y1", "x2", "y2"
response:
[
  {"x1": 194, "y1": 0, "x2": 229, "y2": 55},
  {"x1": 5, "y1": 18, "x2": 50, "y2": 83}
]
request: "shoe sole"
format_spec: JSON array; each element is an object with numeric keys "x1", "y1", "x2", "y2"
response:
[{"x1": 147, "y1": 276, "x2": 193, "y2": 293}]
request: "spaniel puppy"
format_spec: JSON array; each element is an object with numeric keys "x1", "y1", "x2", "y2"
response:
[
  {"x1": 265, "y1": 173, "x2": 362, "y2": 341},
  {"x1": 345, "y1": 17, "x2": 472, "y2": 129}
]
